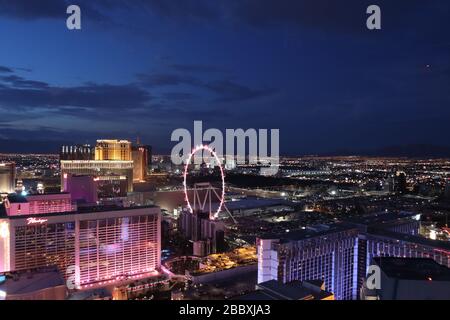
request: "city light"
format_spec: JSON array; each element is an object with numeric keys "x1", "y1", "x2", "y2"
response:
[
  {"x1": 0, "y1": 222, "x2": 9, "y2": 239},
  {"x1": 1, "y1": 0, "x2": 449, "y2": 306}
]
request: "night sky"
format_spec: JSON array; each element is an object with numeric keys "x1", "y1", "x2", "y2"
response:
[{"x1": 0, "y1": 0, "x2": 449, "y2": 155}]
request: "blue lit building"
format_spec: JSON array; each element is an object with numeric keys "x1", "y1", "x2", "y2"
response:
[
  {"x1": 257, "y1": 211, "x2": 450, "y2": 300},
  {"x1": 258, "y1": 225, "x2": 360, "y2": 300}
]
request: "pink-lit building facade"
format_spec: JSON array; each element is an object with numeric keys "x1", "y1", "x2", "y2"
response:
[
  {"x1": 3, "y1": 193, "x2": 74, "y2": 216},
  {"x1": 0, "y1": 203, "x2": 161, "y2": 289},
  {"x1": 62, "y1": 174, "x2": 98, "y2": 204}
]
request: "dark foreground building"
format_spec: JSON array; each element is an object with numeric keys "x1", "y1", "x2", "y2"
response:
[
  {"x1": 257, "y1": 212, "x2": 450, "y2": 300},
  {"x1": 361, "y1": 257, "x2": 450, "y2": 300}
]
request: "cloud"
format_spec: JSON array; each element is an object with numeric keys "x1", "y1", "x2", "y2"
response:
[
  {"x1": 133, "y1": 0, "x2": 219, "y2": 21},
  {"x1": 136, "y1": 72, "x2": 275, "y2": 102},
  {"x1": 0, "y1": 0, "x2": 440, "y2": 37},
  {"x1": 0, "y1": 84, "x2": 152, "y2": 111},
  {"x1": 136, "y1": 73, "x2": 201, "y2": 87},
  {"x1": 205, "y1": 80, "x2": 276, "y2": 102},
  {"x1": 229, "y1": 0, "x2": 376, "y2": 32},
  {"x1": 0, "y1": 66, "x2": 14, "y2": 73},
  {"x1": 169, "y1": 64, "x2": 226, "y2": 73},
  {"x1": 0, "y1": 0, "x2": 113, "y2": 23},
  {"x1": 162, "y1": 92, "x2": 197, "y2": 101},
  {"x1": 0, "y1": 75, "x2": 49, "y2": 89},
  {"x1": 0, "y1": 0, "x2": 217, "y2": 25},
  {"x1": 0, "y1": 0, "x2": 66, "y2": 19},
  {"x1": 0, "y1": 71, "x2": 152, "y2": 112},
  {"x1": 0, "y1": 66, "x2": 272, "y2": 135},
  {"x1": 0, "y1": 66, "x2": 274, "y2": 130}
]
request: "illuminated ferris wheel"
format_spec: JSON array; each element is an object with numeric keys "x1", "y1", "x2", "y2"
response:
[{"x1": 182, "y1": 145, "x2": 236, "y2": 223}]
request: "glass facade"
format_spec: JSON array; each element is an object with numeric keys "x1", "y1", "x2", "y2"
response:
[
  {"x1": 14, "y1": 222, "x2": 76, "y2": 273},
  {"x1": 78, "y1": 214, "x2": 159, "y2": 285},
  {"x1": 273, "y1": 228, "x2": 359, "y2": 300},
  {"x1": 258, "y1": 217, "x2": 450, "y2": 300},
  {"x1": 3, "y1": 207, "x2": 160, "y2": 289},
  {"x1": 60, "y1": 160, "x2": 134, "y2": 192},
  {"x1": 365, "y1": 235, "x2": 450, "y2": 270}
]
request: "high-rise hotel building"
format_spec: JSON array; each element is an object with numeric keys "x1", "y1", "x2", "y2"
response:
[
  {"x1": 0, "y1": 163, "x2": 15, "y2": 195},
  {"x1": 258, "y1": 225, "x2": 360, "y2": 300},
  {"x1": 131, "y1": 144, "x2": 151, "y2": 182},
  {"x1": 60, "y1": 160, "x2": 134, "y2": 193},
  {"x1": 60, "y1": 144, "x2": 95, "y2": 161},
  {"x1": 258, "y1": 212, "x2": 450, "y2": 300},
  {"x1": 0, "y1": 194, "x2": 161, "y2": 289},
  {"x1": 60, "y1": 139, "x2": 151, "y2": 194},
  {"x1": 95, "y1": 139, "x2": 132, "y2": 161}
]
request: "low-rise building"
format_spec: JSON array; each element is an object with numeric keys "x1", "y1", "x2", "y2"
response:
[
  {"x1": 361, "y1": 257, "x2": 450, "y2": 300},
  {"x1": 0, "y1": 266, "x2": 67, "y2": 300},
  {"x1": 235, "y1": 279, "x2": 334, "y2": 300}
]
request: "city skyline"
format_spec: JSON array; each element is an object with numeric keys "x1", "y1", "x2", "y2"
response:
[
  {"x1": 1, "y1": 1, "x2": 450, "y2": 155},
  {"x1": 2, "y1": 0, "x2": 450, "y2": 305}
]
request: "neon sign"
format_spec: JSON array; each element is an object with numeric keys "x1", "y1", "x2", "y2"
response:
[{"x1": 27, "y1": 217, "x2": 48, "y2": 225}]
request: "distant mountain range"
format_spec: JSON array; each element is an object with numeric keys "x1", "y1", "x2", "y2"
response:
[
  {"x1": 1, "y1": 139, "x2": 450, "y2": 158},
  {"x1": 0, "y1": 139, "x2": 69, "y2": 154},
  {"x1": 322, "y1": 144, "x2": 450, "y2": 158}
]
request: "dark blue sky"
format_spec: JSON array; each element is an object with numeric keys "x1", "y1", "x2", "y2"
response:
[{"x1": 0, "y1": 0, "x2": 449, "y2": 155}]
